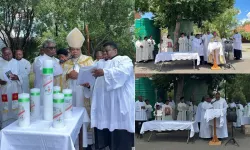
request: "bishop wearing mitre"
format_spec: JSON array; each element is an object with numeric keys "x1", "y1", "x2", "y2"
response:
[
  {"x1": 61, "y1": 28, "x2": 93, "y2": 148},
  {"x1": 207, "y1": 32, "x2": 226, "y2": 65},
  {"x1": 62, "y1": 28, "x2": 93, "y2": 107}
]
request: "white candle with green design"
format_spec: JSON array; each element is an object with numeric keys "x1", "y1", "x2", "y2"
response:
[
  {"x1": 63, "y1": 89, "x2": 73, "y2": 119},
  {"x1": 30, "y1": 88, "x2": 40, "y2": 119},
  {"x1": 43, "y1": 60, "x2": 53, "y2": 121},
  {"x1": 53, "y1": 93, "x2": 65, "y2": 128},
  {"x1": 18, "y1": 93, "x2": 30, "y2": 127},
  {"x1": 53, "y1": 86, "x2": 61, "y2": 94}
]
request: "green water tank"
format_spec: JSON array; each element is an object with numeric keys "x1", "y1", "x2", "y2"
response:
[
  {"x1": 135, "y1": 78, "x2": 156, "y2": 105},
  {"x1": 134, "y1": 18, "x2": 161, "y2": 44},
  {"x1": 183, "y1": 79, "x2": 208, "y2": 105}
]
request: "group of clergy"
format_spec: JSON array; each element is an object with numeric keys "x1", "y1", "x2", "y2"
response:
[
  {"x1": 0, "y1": 28, "x2": 135, "y2": 150},
  {"x1": 135, "y1": 36, "x2": 156, "y2": 63}
]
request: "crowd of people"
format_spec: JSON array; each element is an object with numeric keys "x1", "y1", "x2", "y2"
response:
[
  {"x1": 135, "y1": 92, "x2": 250, "y2": 140},
  {"x1": 0, "y1": 28, "x2": 135, "y2": 150},
  {"x1": 135, "y1": 30, "x2": 243, "y2": 66}
]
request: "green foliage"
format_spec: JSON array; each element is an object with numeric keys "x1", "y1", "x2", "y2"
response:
[
  {"x1": 135, "y1": 0, "x2": 234, "y2": 28},
  {"x1": 202, "y1": 8, "x2": 239, "y2": 38}
]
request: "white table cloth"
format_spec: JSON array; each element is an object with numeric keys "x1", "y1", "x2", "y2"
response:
[
  {"x1": 140, "y1": 120, "x2": 199, "y2": 138},
  {"x1": 241, "y1": 117, "x2": 250, "y2": 125},
  {"x1": 204, "y1": 109, "x2": 225, "y2": 127},
  {"x1": 155, "y1": 52, "x2": 200, "y2": 65},
  {"x1": 0, "y1": 107, "x2": 89, "y2": 150}
]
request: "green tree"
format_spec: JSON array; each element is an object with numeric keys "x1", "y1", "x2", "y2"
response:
[
  {"x1": 202, "y1": 8, "x2": 239, "y2": 38},
  {"x1": 135, "y1": 0, "x2": 234, "y2": 50}
]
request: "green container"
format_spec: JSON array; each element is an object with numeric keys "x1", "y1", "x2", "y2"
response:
[
  {"x1": 135, "y1": 78, "x2": 156, "y2": 105},
  {"x1": 134, "y1": 18, "x2": 161, "y2": 44}
]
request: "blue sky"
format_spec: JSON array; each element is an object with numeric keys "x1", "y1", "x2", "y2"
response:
[{"x1": 142, "y1": 0, "x2": 250, "y2": 24}]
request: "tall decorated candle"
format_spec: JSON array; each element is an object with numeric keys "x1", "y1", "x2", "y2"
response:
[
  {"x1": 18, "y1": 93, "x2": 30, "y2": 127},
  {"x1": 63, "y1": 89, "x2": 73, "y2": 119},
  {"x1": 53, "y1": 93, "x2": 65, "y2": 128},
  {"x1": 53, "y1": 86, "x2": 61, "y2": 94},
  {"x1": 30, "y1": 88, "x2": 40, "y2": 119},
  {"x1": 43, "y1": 60, "x2": 54, "y2": 121}
]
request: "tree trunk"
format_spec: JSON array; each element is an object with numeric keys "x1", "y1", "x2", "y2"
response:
[
  {"x1": 175, "y1": 75, "x2": 184, "y2": 104},
  {"x1": 173, "y1": 15, "x2": 181, "y2": 52}
]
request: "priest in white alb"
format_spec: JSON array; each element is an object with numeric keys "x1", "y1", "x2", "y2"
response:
[
  {"x1": 207, "y1": 32, "x2": 226, "y2": 65},
  {"x1": 135, "y1": 96, "x2": 147, "y2": 137},
  {"x1": 202, "y1": 31, "x2": 213, "y2": 63},
  {"x1": 195, "y1": 97, "x2": 204, "y2": 129},
  {"x1": 244, "y1": 102, "x2": 250, "y2": 117},
  {"x1": 199, "y1": 96, "x2": 213, "y2": 139},
  {"x1": 15, "y1": 49, "x2": 31, "y2": 93},
  {"x1": 142, "y1": 37, "x2": 149, "y2": 62},
  {"x1": 0, "y1": 47, "x2": 22, "y2": 128},
  {"x1": 178, "y1": 33, "x2": 188, "y2": 52},
  {"x1": 145, "y1": 99, "x2": 153, "y2": 121},
  {"x1": 83, "y1": 41, "x2": 134, "y2": 150},
  {"x1": 158, "y1": 39, "x2": 163, "y2": 53},
  {"x1": 233, "y1": 29, "x2": 242, "y2": 60},
  {"x1": 187, "y1": 101, "x2": 197, "y2": 121},
  {"x1": 33, "y1": 39, "x2": 63, "y2": 105},
  {"x1": 135, "y1": 37, "x2": 143, "y2": 62},
  {"x1": 147, "y1": 35, "x2": 155, "y2": 59},
  {"x1": 211, "y1": 92, "x2": 228, "y2": 139},
  {"x1": 177, "y1": 97, "x2": 188, "y2": 121},
  {"x1": 192, "y1": 34, "x2": 204, "y2": 64},
  {"x1": 234, "y1": 100, "x2": 244, "y2": 127}
]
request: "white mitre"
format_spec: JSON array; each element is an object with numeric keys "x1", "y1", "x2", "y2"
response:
[{"x1": 66, "y1": 28, "x2": 85, "y2": 48}]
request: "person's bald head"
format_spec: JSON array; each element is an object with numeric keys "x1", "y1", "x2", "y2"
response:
[
  {"x1": 15, "y1": 49, "x2": 23, "y2": 60},
  {"x1": 1, "y1": 47, "x2": 13, "y2": 61}
]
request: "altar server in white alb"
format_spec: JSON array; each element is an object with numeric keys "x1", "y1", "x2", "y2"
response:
[
  {"x1": 192, "y1": 34, "x2": 204, "y2": 64},
  {"x1": 135, "y1": 37, "x2": 143, "y2": 62},
  {"x1": 234, "y1": 100, "x2": 244, "y2": 127},
  {"x1": 83, "y1": 41, "x2": 134, "y2": 150},
  {"x1": 142, "y1": 36, "x2": 149, "y2": 62},
  {"x1": 202, "y1": 31, "x2": 213, "y2": 63},
  {"x1": 233, "y1": 29, "x2": 242, "y2": 60},
  {"x1": 244, "y1": 102, "x2": 250, "y2": 117},
  {"x1": 178, "y1": 33, "x2": 188, "y2": 52},
  {"x1": 177, "y1": 97, "x2": 188, "y2": 121},
  {"x1": 15, "y1": 49, "x2": 31, "y2": 93},
  {"x1": 211, "y1": 92, "x2": 228, "y2": 139},
  {"x1": 199, "y1": 96, "x2": 213, "y2": 139},
  {"x1": 148, "y1": 35, "x2": 156, "y2": 59},
  {"x1": 187, "y1": 101, "x2": 197, "y2": 121},
  {"x1": 135, "y1": 96, "x2": 147, "y2": 137},
  {"x1": 0, "y1": 47, "x2": 23, "y2": 128},
  {"x1": 195, "y1": 97, "x2": 205, "y2": 128}
]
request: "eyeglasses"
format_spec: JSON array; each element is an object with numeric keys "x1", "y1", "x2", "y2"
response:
[{"x1": 46, "y1": 47, "x2": 56, "y2": 50}]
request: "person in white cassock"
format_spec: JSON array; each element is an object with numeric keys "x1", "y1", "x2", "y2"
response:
[
  {"x1": 0, "y1": 47, "x2": 22, "y2": 128},
  {"x1": 83, "y1": 41, "x2": 134, "y2": 150},
  {"x1": 202, "y1": 31, "x2": 213, "y2": 63},
  {"x1": 154, "y1": 105, "x2": 163, "y2": 120},
  {"x1": 15, "y1": 50, "x2": 31, "y2": 93},
  {"x1": 166, "y1": 35, "x2": 174, "y2": 52},
  {"x1": 162, "y1": 100, "x2": 173, "y2": 120},
  {"x1": 211, "y1": 92, "x2": 228, "y2": 139},
  {"x1": 135, "y1": 96, "x2": 147, "y2": 138},
  {"x1": 177, "y1": 97, "x2": 188, "y2": 121},
  {"x1": 154, "y1": 97, "x2": 164, "y2": 109},
  {"x1": 192, "y1": 34, "x2": 204, "y2": 64},
  {"x1": 145, "y1": 99, "x2": 153, "y2": 121},
  {"x1": 195, "y1": 97, "x2": 205, "y2": 129},
  {"x1": 147, "y1": 35, "x2": 155, "y2": 60},
  {"x1": 142, "y1": 37, "x2": 149, "y2": 62},
  {"x1": 135, "y1": 37, "x2": 143, "y2": 62},
  {"x1": 199, "y1": 96, "x2": 213, "y2": 139},
  {"x1": 169, "y1": 97, "x2": 176, "y2": 120},
  {"x1": 244, "y1": 102, "x2": 250, "y2": 117},
  {"x1": 234, "y1": 100, "x2": 244, "y2": 127},
  {"x1": 178, "y1": 33, "x2": 188, "y2": 52},
  {"x1": 187, "y1": 100, "x2": 197, "y2": 121},
  {"x1": 158, "y1": 39, "x2": 163, "y2": 53},
  {"x1": 33, "y1": 40, "x2": 63, "y2": 105},
  {"x1": 233, "y1": 29, "x2": 242, "y2": 60}
]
